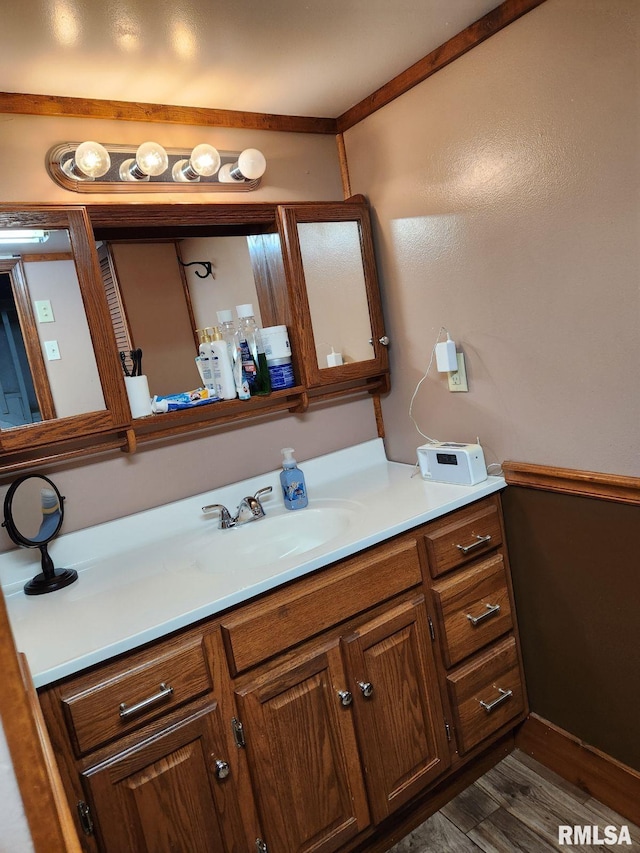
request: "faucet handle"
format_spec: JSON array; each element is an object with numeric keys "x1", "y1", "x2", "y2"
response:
[
  {"x1": 202, "y1": 503, "x2": 234, "y2": 529},
  {"x1": 251, "y1": 486, "x2": 273, "y2": 518}
]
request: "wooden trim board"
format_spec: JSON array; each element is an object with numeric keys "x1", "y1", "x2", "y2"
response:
[
  {"x1": 516, "y1": 714, "x2": 640, "y2": 828},
  {"x1": 336, "y1": 0, "x2": 548, "y2": 131},
  {"x1": 502, "y1": 461, "x2": 640, "y2": 505}
]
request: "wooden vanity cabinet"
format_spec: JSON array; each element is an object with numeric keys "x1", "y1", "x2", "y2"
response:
[{"x1": 38, "y1": 494, "x2": 527, "y2": 853}]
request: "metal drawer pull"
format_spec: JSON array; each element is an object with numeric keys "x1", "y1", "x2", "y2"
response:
[
  {"x1": 119, "y1": 682, "x2": 174, "y2": 719},
  {"x1": 480, "y1": 687, "x2": 513, "y2": 713},
  {"x1": 456, "y1": 534, "x2": 492, "y2": 554},
  {"x1": 467, "y1": 603, "x2": 501, "y2": 626},
  {"x1": 358, "y1": 681, "x2": 374, "y2": 698}
]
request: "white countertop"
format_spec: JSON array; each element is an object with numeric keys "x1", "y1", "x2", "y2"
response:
[{"x1": 1, "y1": 439, "x2": 505, "y2": 688}]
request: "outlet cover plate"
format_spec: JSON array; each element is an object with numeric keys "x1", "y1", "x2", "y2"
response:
[{"x1": 448, "y1": 352, "x2": 468, "y2": 392}]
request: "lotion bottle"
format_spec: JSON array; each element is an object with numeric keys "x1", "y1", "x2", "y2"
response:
[
  {"x1": 206, "y1": 326, "x2": 236, "y2": 400},
  {"x1": 196, "y1": 329, "x2": 216, "y2": 393},
  {"x1": 280, "y1": 447, "x2": 308, "y2": 510}
]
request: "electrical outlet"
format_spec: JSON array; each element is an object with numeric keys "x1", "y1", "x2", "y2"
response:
[
  {"x1": 448, "y1": 352, "x2": 468, "y2": 392},
  {"x1": 44, "y1": 340, "x2": 61, "y2": 361},
  {"x1": 35, "y1": 300, "x2": 55, "y2": 323}
]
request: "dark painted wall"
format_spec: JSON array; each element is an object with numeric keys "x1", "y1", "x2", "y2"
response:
[{"x1": 502, "y1": 487, "x2": 640, "y2": 772}]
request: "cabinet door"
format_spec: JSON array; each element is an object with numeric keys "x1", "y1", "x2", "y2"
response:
[
  {"x1": 236, "y1": 643, "x2": 370, "y2": 853},
  {"x1": 82, "y1": 702, "x2": 245, "y2": 853},
  {"x1": 341, "y1": 595, "x2": 451, "y2": 823},
  {"x1": 278, "y1": 201, "x2": 389, "y2": 387}
]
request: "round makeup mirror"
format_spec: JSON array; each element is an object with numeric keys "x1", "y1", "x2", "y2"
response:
[{"x1": 2, "y1": 474, "x2": 77, "y2": 595}]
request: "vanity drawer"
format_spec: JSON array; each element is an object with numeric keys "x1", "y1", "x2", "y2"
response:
[
  {"x1": 446, "y1": 635, "x2": 524, "y2": 755},
  {"x1": 431, "y1": 553, "x2": 513, "y2": 667},
  {"x1": 220, "y1": 535, "x2": 423, "y2": 675},
  {"x1": 423, "y1": 497, "x2": 503, "y2": 578},
  {"x1": 60, "y1": 636, "x2": 212, "y2": 756}
]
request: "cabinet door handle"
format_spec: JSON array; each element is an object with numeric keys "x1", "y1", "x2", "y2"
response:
[
  {"x1": 479, "y1": 687, "x2": 513, "y2": 713},
  {"x1": 466, "y1": 603, "x2": 501, "y2": 626},
  {"x1": 456, "y1": 534, "x2": 492, "y2": 554},
  {"x1": 358, "y1": 681, "x2": 374, "y2": 698},
  {"x1": 337, "y1": 690, "x2": 353, "y2": 707},
  {"x1": 213, "y1": 759, "x2": 230, "y2": 780},
  {"x1": 118, "y1": 682, "x2": 174, "y2": 719}
]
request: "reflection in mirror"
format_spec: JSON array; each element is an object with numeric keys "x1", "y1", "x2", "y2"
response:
[
  {"x1": 296, "y1": 221, "x2": 373, "y2": 369},
  {"x1": 2, "y1": 474, "x2": 77, "y2": 595},
  {"x1": 99, "y1": 236, "x2": 265, "y2": 397},
  {"x1": 0, "y1": 227, "x2": 105, "y2": 430}
]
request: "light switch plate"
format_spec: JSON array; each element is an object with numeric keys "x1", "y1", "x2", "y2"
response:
[
  {"x1": 35, "y1": 300, "x2": 55, "y2": 323},
  {"x1": 44, "y1": 340, "x2": 61, "y2": 360}
]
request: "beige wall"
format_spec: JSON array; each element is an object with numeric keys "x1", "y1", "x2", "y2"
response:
[
  {"x1": 110, "y1": 242, "x2": 199, "y2": 395},
  {"x1": 25, "y1": 258, "x2": 105, "y2": 417},
  {"x1": 344, "y1": 0, "x2": 640, "y2": 477},
  {"x1": 0, "y1": 720, "x2": 33, "y2": 853}
]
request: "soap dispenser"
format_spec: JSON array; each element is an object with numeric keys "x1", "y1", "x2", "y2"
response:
[{"x1": 280, "y1": 448, "x2": 308, "y2": 510}]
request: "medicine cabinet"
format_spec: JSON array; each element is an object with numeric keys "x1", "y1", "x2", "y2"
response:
[
  {"x1": 0, "y1": 198, "x2": 388, "y2": 474},
  {"x1": 0, "y1": 206, "x2": 130, "y2": 467}
]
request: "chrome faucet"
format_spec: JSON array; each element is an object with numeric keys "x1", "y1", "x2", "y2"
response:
[{"x1": 203, "y1": 486, "x2": 272, "y2": 529}]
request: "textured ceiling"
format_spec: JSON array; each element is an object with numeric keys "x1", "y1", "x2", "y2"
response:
[{"x1": 2, "y1": 0, "x2": 501, "y2": 117}]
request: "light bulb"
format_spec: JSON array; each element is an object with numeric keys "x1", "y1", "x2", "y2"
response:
[
  {"x1": 61, "y1": 140, "x2": 111, "y2": 180},
  {"x1": 237, "y1": 148, "x2": 266, "y2": 180},
  {"x1": 120, "y1": 141, "x2": 169, "y2": 181},
  {"x1": 172, "y1": 143, "x2": 221, "y2": 182},
  {"x1": 190, "y1": 144, "x2": 221, "y2": 176},
  {"x1": 218, "y1": 148, "x2": 267, "y2": 183},
  {"x1": 136, "y1": 141, "x2": 169, "y2": 176}
]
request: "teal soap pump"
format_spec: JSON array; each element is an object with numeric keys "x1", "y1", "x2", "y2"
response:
[{"x1": 280, "y1": 448, "x2": 308, "y2": 510}]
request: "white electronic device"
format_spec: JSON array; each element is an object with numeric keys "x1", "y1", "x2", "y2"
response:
[{"x1": 417, "y1": 442, "x2": 487, "y2": 485}]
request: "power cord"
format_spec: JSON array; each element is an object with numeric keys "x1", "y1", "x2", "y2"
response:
[{"x1": 408, "y1": 326, "x2": 449, "y2": 444}]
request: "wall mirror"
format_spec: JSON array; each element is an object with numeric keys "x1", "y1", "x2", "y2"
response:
[
  {"x1": 297, "y1": 220, "x2": 374, "y2": 368},
  {"x1": 97, "y1": 233, "x2": 272, "y2": 398},
  {"x1": 89, "y1": 200, "x2": 388, "y2": 396},
  {"x1": 0, "y1": 228, "x2": 105, "y2": 430},
  {"x1": 0, "y1": 206, "x2": 130, "y2": 459},
  {"x1": 2, "y1": 473, "x2": 77, "y2": 595}
]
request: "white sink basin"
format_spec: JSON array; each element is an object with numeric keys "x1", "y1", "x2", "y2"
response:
[
  {"x1": 204, "y1": 504, "x2": 357, "y2": 568},
  {"x1": 66, "y1": 501, "x2": 359, "y2": 588}
]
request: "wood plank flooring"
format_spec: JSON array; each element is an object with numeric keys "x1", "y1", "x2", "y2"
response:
[{"x1": 387, "y1": 750, "x2": 640, "y2": 852}]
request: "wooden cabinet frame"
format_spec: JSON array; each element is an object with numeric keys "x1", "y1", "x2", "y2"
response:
[{"x1": 0, "y1": 198, "x2": 389, "y2": 474}]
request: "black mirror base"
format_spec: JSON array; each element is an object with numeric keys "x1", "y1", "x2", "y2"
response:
[{"x1": 24, "y1": 568, "x2": 78, "y2": 596}]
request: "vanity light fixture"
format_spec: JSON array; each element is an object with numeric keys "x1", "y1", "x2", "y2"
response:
[{"x1": 47, "y1": 141, "x2": 267, "y2": 193}]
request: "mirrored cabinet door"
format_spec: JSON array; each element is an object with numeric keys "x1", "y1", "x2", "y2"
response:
[
  {"x1": 278, "y1": 201, "x2": 389, "y2": 388},
  {"x1": 0, "y1": 206, "x2": 130, "y2": 455}
]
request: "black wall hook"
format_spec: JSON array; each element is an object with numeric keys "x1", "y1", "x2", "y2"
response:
[{"x1": 178, "y1": 260, "x2": 215, "y2": 280}]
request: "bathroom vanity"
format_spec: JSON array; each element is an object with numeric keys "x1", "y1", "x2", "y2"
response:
[{"x1": 1, "y1": 441, "x2": 527, "y2": 853}]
